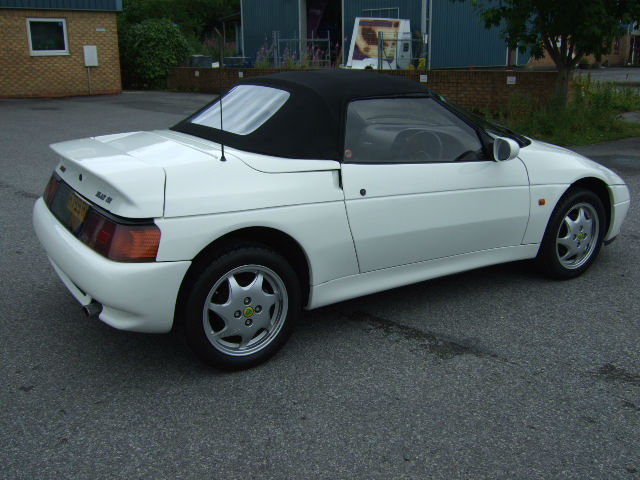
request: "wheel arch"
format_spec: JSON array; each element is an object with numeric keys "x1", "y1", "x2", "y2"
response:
[
  {"x1": 173, "y1": 227, "x2": 311, "y2": 330},
  {"x1": 568, "y1": 177, "x2": 612, "y2": 234}
]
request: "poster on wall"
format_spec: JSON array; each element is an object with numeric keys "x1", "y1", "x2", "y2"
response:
[{"x1": 346, "y1": 17, "x2": 412, "y2": 69}]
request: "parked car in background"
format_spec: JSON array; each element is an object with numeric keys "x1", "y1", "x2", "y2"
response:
[{"x1": 33, "y1": 70, "x2": 630, "y2": 369}]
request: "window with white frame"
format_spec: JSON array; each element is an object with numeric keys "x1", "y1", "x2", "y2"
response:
[{"x1": 27, "y1": 18, "x2": 69, "y2": 56}]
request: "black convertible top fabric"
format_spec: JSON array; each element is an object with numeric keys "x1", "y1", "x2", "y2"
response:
[{"x1": 170, "y1": 69, "x2": 431, "y2": 160}]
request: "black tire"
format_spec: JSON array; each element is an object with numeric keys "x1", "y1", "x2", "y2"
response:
[
  {"x1": 537, "y1": 188, "x2": 606, "y2": 279},
  {"x1": 183, "y1": 245, "x2": 301, "y2": 370}
]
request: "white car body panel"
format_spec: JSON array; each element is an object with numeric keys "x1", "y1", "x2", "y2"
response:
[
  {"x1": 608, "y1": 185, "x2": 631, "y2": 240},
  {"x1": 162, "y1": 153, "x2": 342, "y2": 218},
  {"x1": 149, "y1": 131, "x2": 341, "y2": 174},
  {"x1": 309, "y1": 244, "x2": 540, "y2": 309},
  {"x1": 93, "y1": 130, "x2": 221, "y2": 170},
  {"x1": 33, "y1": 199, "x2": 189, "y2": 333},
  {"x1": 155, "y1": 201, "x2": 360, "y2": 285},
  {"x1": 50, "y1": 138, "x2": 166, "y2": 218},
  {"x1": 517, "y1": 139, "x2": 630, "y2": 242},
  {"x1": 94, "y1": 130, "x2": 343, "y2": 218},
  {"x1": 521, "y1": 184, "x2": 569, "y2": 244},
  {"x1": 519, "y1": 140, "x2": 626, "y2": 186},
  {"x1": 342, "y1": 160, "x2": 530, "y2": 272},
  {"x1": 96, "y1": 130, "x2": 341, "y2": 174}
]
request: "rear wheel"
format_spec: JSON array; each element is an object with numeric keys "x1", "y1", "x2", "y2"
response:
[
  {"x1": 537, "y1": 188, "x2": 606, "y2": 279},
  {"x1": 183, "y1": 245, "x2": 301, "y2": 370}
]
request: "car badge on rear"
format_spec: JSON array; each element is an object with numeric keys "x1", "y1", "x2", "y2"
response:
[{"x1": 95, "y1": 191, "x2": 113, "y2": 204}]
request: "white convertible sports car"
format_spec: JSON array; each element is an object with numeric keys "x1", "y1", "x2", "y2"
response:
[{"x1": 33, "y1": 70, "x2": 630, "y2": 369}]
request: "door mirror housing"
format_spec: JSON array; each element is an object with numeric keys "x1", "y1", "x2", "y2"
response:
[{"x1": 493, "y1": 137, "x2": 520, "y2": 162}]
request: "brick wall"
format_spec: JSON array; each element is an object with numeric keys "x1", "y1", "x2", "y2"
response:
[
  {"x1": 0, "y1": 9, "x2": 121, "y2": 97},
  {"x1": 168, "y1": 67, "x2": 558, "y2": 112}
]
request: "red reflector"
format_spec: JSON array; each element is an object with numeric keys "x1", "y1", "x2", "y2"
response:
[
  {"x1": 97, "y1": 229, "x2": 112, "y2": 245},
  {"x1": 43, "y1": 176, "x2": 60, "y2": 205}
]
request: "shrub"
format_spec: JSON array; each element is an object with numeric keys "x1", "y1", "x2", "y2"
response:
[
  {"x1": 120, "y1": 18, "x2": 190, "y2": 88},
  {"x1": 484, "y1": 78, "x2": 640, "y2": 146}
]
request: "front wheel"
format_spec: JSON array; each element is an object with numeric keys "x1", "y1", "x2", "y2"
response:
[
  {"x1": 183, "y1": 245, "x2": 301, "y2": 370},
  {"x1": 537, "y1": 188, "x2": 606, "y2": 279}
]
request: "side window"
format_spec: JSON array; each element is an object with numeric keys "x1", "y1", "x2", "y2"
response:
[{"x1": 344, "y1": 97, "x2": 484, "y2": 163}]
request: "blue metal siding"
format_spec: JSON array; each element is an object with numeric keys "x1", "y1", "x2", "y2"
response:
[
  {"x1": 343, "y1": 0, "x2": 422, "y2": 59},
  {"x1": 430, "y1": 0, "x2": 506, "y2": 68},
  {"x1": 242, "y1": 0, "x2": 300, "y2": 61},
  {"x1": 238, "y1": 0, "x2": 527, "y2": 68},
  {"x1": 0, "y1": 0, "x2": 121, "y2": 11}
]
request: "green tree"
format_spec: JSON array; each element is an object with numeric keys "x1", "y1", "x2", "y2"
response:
[
  {"x1": 119, "y1": 18, "x2": 190, "y2": 88},
  {"x1": 454, "y1": 0, "x2": 640, "y2": 105},
  {"x1": 118, "y1": 0, "x2": 239, "y2": 87},
  {"x1": 120, "y1": 0, "x2": 239, "y2": 40}
]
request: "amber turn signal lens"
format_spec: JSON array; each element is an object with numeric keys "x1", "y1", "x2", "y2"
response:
[{"x1": 109, "y1": 224, "x2": 161, "y2": 262}]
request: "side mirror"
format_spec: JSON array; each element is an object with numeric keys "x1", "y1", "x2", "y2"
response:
[{"x1": 493, "y1": 137, "x2": 520, "y2": 162}]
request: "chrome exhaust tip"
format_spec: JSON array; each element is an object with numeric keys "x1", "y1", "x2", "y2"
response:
[{"x1": 82, "y1": 301, "x2": 102, "y2": 318}]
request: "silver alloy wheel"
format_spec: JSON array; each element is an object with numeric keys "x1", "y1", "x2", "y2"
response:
[
  {"x1": 555, "y1": 202, "x2": 600, "y2": 270},
  {"x1": 202, "y1": 264, "x2": 288, "y2": 356}
]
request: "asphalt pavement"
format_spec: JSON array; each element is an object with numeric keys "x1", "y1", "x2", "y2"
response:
[{"x1": 0, "y1": 91, "x2": 638, "y2": 479}]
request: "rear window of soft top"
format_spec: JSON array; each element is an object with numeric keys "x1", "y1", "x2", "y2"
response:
[{"x1": 190, "y1": 85, "x2": 290, "y2": 135}]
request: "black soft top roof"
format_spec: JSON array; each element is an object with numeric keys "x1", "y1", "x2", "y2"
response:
[{"x1": 171, "y1": 69, "x2": 431, "y2": 161}]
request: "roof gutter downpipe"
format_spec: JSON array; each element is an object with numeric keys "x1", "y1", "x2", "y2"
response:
[
  {"x1": 427, "y1": 0, "x2": 433, "y2": 70},
  {"x1": 215, "y1": 27, "x2": 226, "y2": 162},
  {"x1": 240, "y1": 0, "x2": 245, "y2": 57}
]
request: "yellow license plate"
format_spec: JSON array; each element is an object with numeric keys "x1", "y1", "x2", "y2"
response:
[{"x1": 67, "y1": 193, "x2": 90, "y2": 230}]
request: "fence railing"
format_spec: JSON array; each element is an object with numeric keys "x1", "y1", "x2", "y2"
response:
[{"x1": 264, "y1": 30, "x2": 333, "y2": 68}]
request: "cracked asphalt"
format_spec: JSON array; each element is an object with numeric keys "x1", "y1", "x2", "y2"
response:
[{"x1": 1, "y1": 91, "x2": 638, "y2": 479}]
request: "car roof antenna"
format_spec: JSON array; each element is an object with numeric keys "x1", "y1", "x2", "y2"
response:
[{"x1": 215, "y1": 27, "x2": 226, "y2": 162}]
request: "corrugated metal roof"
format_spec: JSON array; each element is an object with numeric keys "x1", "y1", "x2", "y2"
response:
[{"x1": 0, "y1": 0, "x2": 122, "y2": 11}]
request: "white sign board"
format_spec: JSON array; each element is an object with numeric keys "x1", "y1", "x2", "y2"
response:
[
  {"x1": 83, "y1": 45, "x2": 98, "y2": 67},
  {"x1": 346, "y1": 17, "x2": 412, "y2": 70}
]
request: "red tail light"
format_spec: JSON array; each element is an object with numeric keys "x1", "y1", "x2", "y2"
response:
[
  {"x1": 80, "y1": 210, "x2": 161, "y2": 262},
  {"x1": 43, "y1": 174, "x2": 161, "y2": 262},
  {"x1": 43, "y1": 176, "x2": 60, "y2": 205}
]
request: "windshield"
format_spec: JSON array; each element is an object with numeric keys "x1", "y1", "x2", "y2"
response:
[
  {"x1": 190, "y1": 85, "x2": 290, "y2": 135},
  {"x1": 434, "y1": 93, "x2": 531, "y2": 147}
]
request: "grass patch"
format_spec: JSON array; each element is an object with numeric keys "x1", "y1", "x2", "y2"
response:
[{"x1": 490, "y1": 78, "x2": 640, "y2": 146}]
